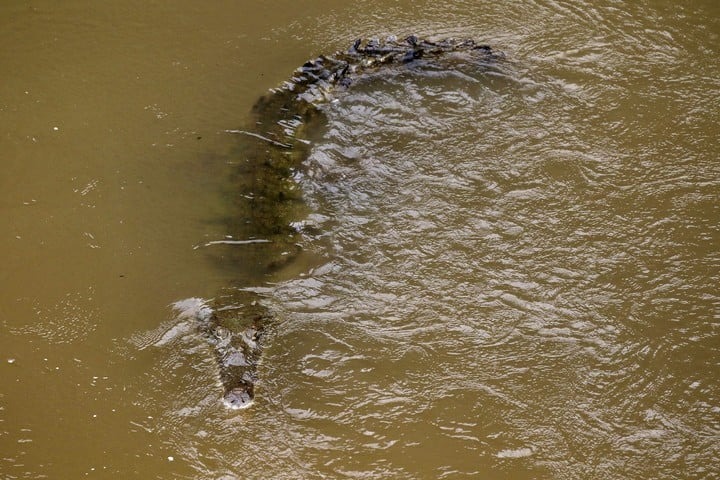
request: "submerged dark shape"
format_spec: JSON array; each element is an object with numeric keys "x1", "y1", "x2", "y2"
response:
[{"x1": 203, "y1": 36, "x2": 502, "y2": 409}]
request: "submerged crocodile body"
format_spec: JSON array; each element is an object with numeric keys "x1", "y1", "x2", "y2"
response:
[{"x1": 202, "y1": 36, "x2": 502, "y2": 409}]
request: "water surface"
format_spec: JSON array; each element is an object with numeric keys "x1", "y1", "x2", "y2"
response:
[{"x1": 1, "y1": 1, "x2": 718, "y2": 479}]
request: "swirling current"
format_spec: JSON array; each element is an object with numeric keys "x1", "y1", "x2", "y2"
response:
[{"x1": 261, "y1": 55, "x2": 718, "y2": 477}]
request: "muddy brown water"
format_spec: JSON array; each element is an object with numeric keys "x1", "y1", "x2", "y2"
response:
[{"x1": 1, "y1": 1, "x2": 718, "y2": 479}]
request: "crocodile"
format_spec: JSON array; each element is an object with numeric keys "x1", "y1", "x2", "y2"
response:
[{"x1": 202, "y1": 36, "x2": 503, "y2": 409}]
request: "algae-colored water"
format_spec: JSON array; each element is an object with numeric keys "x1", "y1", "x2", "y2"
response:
[{"x1": 1, "y1": 1, "x2": 718, "y2": 478}]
